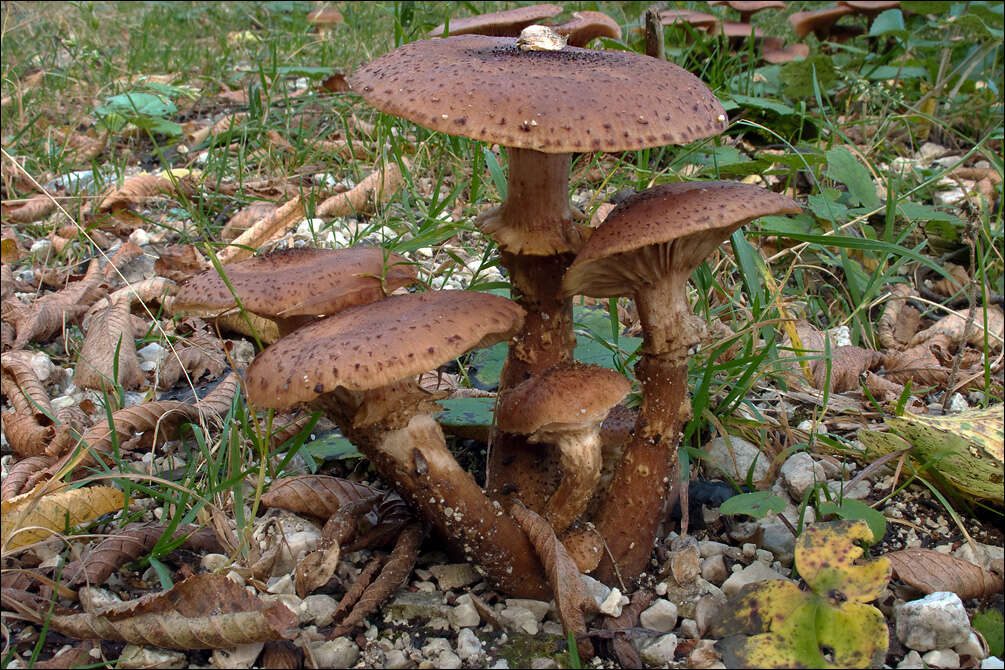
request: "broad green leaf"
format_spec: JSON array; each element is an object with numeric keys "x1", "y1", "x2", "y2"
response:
[
  {"x1": 824, "y1": 147, "x2": 882, "y2": 210},
  {"x1": 815, "y1": 600, "x2": 889, "y2": 668},
  {"x1": 302, "y1": 431, "x2": 360, "y2": 461},
  {"x1": 806, "y1": 189, "x2": 851, "y2": 223},
  {"x1": 779, "y1": 55, "x2": 837, "y2": 98},
  {"x1": 973, "y1": 609, "x2": 1004, "y2": 658},
  {"x1": 728, "y1": 94, "x2": 797, "y2": 116},
  {"x1": 437, "y1": 397, "x2": 495, "y2": 433},
  {"x1": 720, "y1": 491, "x2": 787, "y2": 519},
  {"x1": 868, "y1": 9, "x2": 905, "y2": 36}
]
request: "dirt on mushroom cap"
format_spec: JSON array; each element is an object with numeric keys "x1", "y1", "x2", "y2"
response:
[
  {"x1": 348, "y1": 35, "x2": 727, "y2": 154},
  {"x1": 245, "y1": 290, "x2": 525, "y2": 407}
]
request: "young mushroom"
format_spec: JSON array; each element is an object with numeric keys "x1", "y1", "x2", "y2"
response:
[
  {"x1": 245, "y1": 290, "x2": 550, "y2": 598},
  {"x1": 495, "y1": 363, "x2": 630, "y2": 534},
  {"x1": 349, "y1": 34, "x2": 726, "y2": 514},
  {"x1": 170, "y1": 247, "x2": 417, "y2": 342},
  {"x1": 562, "y1": 182, "x2": 802, "y2": 585}
]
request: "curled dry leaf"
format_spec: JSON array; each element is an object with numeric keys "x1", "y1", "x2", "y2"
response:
[
  {"x1": 73, "y1": 293, "x2": 144, "y2": 392},
  {"x1": 154, "y1": 244, "x2": 211, "y2": 282},
  {"x1": 1, "y1": 484, "x2": 124, "y2": 551},
  {"x1": 603, "y1": 589, "x2": 654, "y2": 669},
  {"x1": 268, "y1": 412, "x2": 313, "y2": 450},
  {"x1": 4, "y1": 573, "x2": 297, "y2": 649},
  {"x1": 884, "y1": 333, "x2": 985, "y2": 390},
  {"x1": 221, "y1": 202, "x2": 278, "y2": 242},
  {"x1": 910, "y1": 305, "x2": 1004, "y2": 351},
  {"x1": 63, "y1": 522, "x2": 222, "y2": 587},
  {"x1": 0, "y1": 454, "x2": 54, "y2": 500},
  {"x1": 158, "y1": 345, "x2": 227, "y2": 390},
  {"x1": 193, "y1": 371, "x2": 241, "y2": 421},
  {"x1": 217, "y1": 195, "x2": 304, "y2": 265},
  {"x1": 877, "y1": 284, "x2": 920, "y2": 351},
  {"x1": 261, "y1": 475, "x2": 388, "y2": 520},
  {"x1": 329, "y1": 552, "x2": 386, "y2": 625},
  {"x1": 811, "y1": 345, "x2": 884, "y2": 393},
  {"x1": 930, "y1": 262, "x2": 971, "y2": 297},
  {"x1": 95, "y1": 173, "x2": 198, "y2": 214},
  {"x1": 104, "y1": 276, "x2": 176, "y2": 310},
  {"x1": 49, "y1": 400, "x2": 202, "y2": 471},
  {"x1": 3, "y1": 411, "x2": 53, "y2": 457},
  {"x1": 315, "y1": 159, "x2": 405, "y2": 218},
  {"x1": 211, "y1": 111, "x2": 249, "y2": 135},
  {"x1": 329, "y1": 522, "x2": 424, "y2": 638},
  {"x1": 259, "y1": 640, "x2": 302, "y2": 670},
  {"x1": 510, "y1": 501, "x2": 595, "y2": 659},
  {"x1": 2, "y1": 191, "x2": 57, "y2": 223},
  {"x1": 47, "y1": 128, "x2": 107, "y2": 165},
  {"x1": 2, "y1": 349, "x2": 55, "y2": 421},
  {"x1": 886, "y1": 548, "x2": 1004, "y2": 600}
]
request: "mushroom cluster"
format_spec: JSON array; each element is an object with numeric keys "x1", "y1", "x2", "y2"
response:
[{"x1": 214, "y1": 18, "x2": 802, "y2": 606}]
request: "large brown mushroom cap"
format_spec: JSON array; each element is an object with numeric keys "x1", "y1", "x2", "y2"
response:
[
  {"x1": 427, "y1": 4, "x2": 562, "y2": 38},
  {"x1": 172, "y1": 247, "x2": 417, "y2": 319},
  {"x1": 246, "y1": 290, "x2": 525, "y2": 408},
  {"x1": 563, "y1": 182, "x2": 801, "y2": 298},
  {"x1": 349, "y1": 35, "x2": 727, "y2": 154}
]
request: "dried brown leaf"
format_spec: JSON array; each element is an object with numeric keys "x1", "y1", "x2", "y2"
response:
[
  {"x1": 261, "y1": 475, "x2": 387, "y2": 520},
  {"x1": 604, "y1": 589, "x2": 654, "y2": 669},
  {"x1": 1, "y1": 485, "x2": 124, "y2": 550},
  {"x1": 328, "y1": 552, "x2": 386, "y2": 624},
  {"x1": 877, "y1": 284, "x2": 920, "y2": 351},
  {"x1": 811, "y1": 345, "x2": 884, "y2": 393},
  {"x1": 930, "y1": 263, "x2": 970, "y2": 297},
  {"x1": 64, "y1": 522, "x2": 222, "y2": 587},
  {"x1": 910, "y1": 305, "x2": 1004, "y2": 350},
  {"x1": 887, "y1": 548, "x2": 1004, "y2": 600},
  {"x1": 510, "y1": 502, "x2": 595, "y2": 659},
  {"x1": 73, "y1": 294, "x2": 144, "y2": 391},
  {"x1": 2, "y1": 411, "x2": 53, "y2": 457},
  {"x1": 221, "y1": 202, "x2": 278, "y2": 242},
  {"x1": 315, "y1": 161, "x2": 404, "y2": 218},
  {"x1": 1, "y1": 455, "x2": 54, "y2": 500},
  {"x1": 193, "y1": 371, "x2": 241, "y2": 420},
  {"x1": 47, "y1": 129, "x2": 107, "y2": 165},
  {"x1": 260, "y1": 640, "x2": 302, "y2": 669},
  {"x1": 2, "y1": 191, "x2": 57, "y2": 223},
  {"x1": 158, "y1": 345, "x2": 227, "y2": 390},
  {"x1": 211, "y1": 112, "x2": 249, "y2": 135},
  {"x1": 884, "y1": 333, "x2": 984, "y2": 390},
  {"x1": 104, "y1": 276, "x2": 176, "y2": 310},
  {"x1": 217, "y1": 195, "x2": 304, "y2": 264},
  {"x1": 154, "y1": 244, "x2": 213, "y2": 282},
  {"x1": 320, "y1": 73, "x2": 350, "y2": 92},
  {"x1": 95, "y1": 173, "x2": 197, "y2": 214},
  {"x1": 329, "y1": 522, "x2": 423, "y2": 638},
  {"x1": 2, "y1": 349, "x2": 55, "y2": 421},
  {"x1": 294, "y1": 542, "x2": 342, "y2": 598},
  {"x1": 32, "y1": 642, "x2": 94, "y2": 670},
  {"x1": 6, "y1": 573, "x2": 298, "y2": 649}
]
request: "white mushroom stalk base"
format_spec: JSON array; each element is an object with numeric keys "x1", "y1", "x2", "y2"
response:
[{"x1": 537, "y1": 427, "x2": 604, "y2": 535}]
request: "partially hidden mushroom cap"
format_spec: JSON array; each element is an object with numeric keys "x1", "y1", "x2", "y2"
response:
[
  {"x1": 550, "y1": 11, "x2": 622, "y2": 47},
  {"x1": 711, "y1": 1, "x2": 786, "y2": 20},
  {"x1": 495, "y1": 363, "x2": 630, "y2": 438},
  {"x1": 307, "y1": 8, "x2": 343, "y2": 26},
  {"x1": 763, "y1": 43, "x2": 810, "y2": 64},
  {"x1": 172, "y1": 247, "x2": 417, "y2": 319},
  {"x1": 246, "y1": 290, "x2": 525, "y2": 408},
  {"x1": 428, "y1": 4, "x2": 562, "y2": 38},
  {"x1": 563, "y1": 182, "x2": 801, "y2": 298},
  {"x1": 789, "y1": 5, "x2": 855, "y2": 38},
  {"x1": 660, "y1": 9, "x2": 719, "y2": 30},
  {"x1": 349, "y1": 35, "x2": 727, "y2": 154}
]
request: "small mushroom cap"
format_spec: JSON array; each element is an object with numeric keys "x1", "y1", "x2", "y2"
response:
[
  {"x1": 349, "y1": 35, "x2": 727, "y2": 154},
  {"x1": 246, "y1": 290, "x2": 525, "y2": 408},
  {"x1": 428, "y1": 4, "x2": 562, "y2": 38},
  {"x1": 660, "y1": 9, "x2": 719, "y2": 30},
  {"x1": 563, "y1": 182, "x2": 801, "y2": 298},
  {"x1": 763, "y1": 43, "x2": 810, "y2": 64},
  {"x1": 711, "y1": 1, "x2": 786, "y2": 18},
  {"x1": 496, "y1": 363, "x2": 630, "y2": 437},
  {"x1": 551, "y1": 11, "x2": 622, "y2": 47},
  {"x1": 172, "y1": 247, "x2": 417, "y2": 319},
  {"x1": 789, "y1": 5, "x2": 855, "y2": 38},
  {"x1": 307, "y1": 8, "x2": 343, "y2": 26}
]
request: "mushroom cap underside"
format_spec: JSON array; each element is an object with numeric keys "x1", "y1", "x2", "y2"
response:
[
  {"x1": 564, "y1": 181, "x2": 801, "y2": 298},
  {"x1": 349, "y1": 35, "x2": 726, "y2": 154},
  {"x1": 245, "y1": 290, "x2": 525, "y2": 408},
  {"x1": 172, "y1": 247, "x2": 417, "y2": 319},
  {"x1": 496, "y1": 362, "x2": 630, "y2": 436}
]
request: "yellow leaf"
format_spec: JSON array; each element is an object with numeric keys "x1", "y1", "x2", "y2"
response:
[{"x1": 2, "y1": 485, "x2": 124, "y2": 551}]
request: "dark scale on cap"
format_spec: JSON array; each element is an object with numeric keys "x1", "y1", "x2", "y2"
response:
[
  {"x1": 245, "y1": 291, "x2": 525, "y2": 408},
  {"x1": 349, "y1": 35, "x2": 727, "y2": 154}
]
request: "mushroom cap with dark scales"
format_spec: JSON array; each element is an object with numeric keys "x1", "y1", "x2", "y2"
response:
[
  {"x1": 172, "y1": 247, "x2": 417, "y2": 319},
  {"x1": 427, "y1": 4, "x2": 562, "y2": 38},
  {"x1": 496, "y1": 363, "x2": 630, "y2": 436},
  {"x1": 348, "y1": 35, "x2": 727, "y2": 154},
  {"x1": 245, "y1": 290, "x2": 525, "y2": 408},
  {"x1": 563, "y1": 182, "x2": 801, "y2": 298}
]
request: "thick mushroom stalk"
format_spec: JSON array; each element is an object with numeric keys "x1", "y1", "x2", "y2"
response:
[
  {"x1": 534, "y1": 425, "x2": 603, "y2": 533},
  {"x1": 562, "y1": 182, "x2": 802, "y2": 585},
  {"x1": 245, "y1": 290, "x2": 551, "y2": 598}
]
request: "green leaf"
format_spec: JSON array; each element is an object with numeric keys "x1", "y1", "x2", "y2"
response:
[
  {"x1": 728, "y1": 94, "x2": 797, "y2": 116},
  {"x1": 302, "y1": 431, "x2": 360, "y2": 461},
  {"x1": 795, "y1": 520, "x2": 891, "y2": 602},
  {"x1": 806, "y1": 189, "x2": 852, "y2": 223},
  {"x1": 817, "y1": 499, "x2": 887, "y2": 543},
  {"x1": 825, "y1": 147, "x2": 881, "y2": 210},
  {"x1": 720, "y1": 491, "x2": 787, "y2": 519},
  {"x1": 437, "y1": 397, "x2": 495, "y2": 433},
  {"x1": 779, "y1": 55, "x2": 837, "y2": 99},
  {"x1": 467, "y1": 341, "x2": 507, "y2": 390},
  {"x1": 868, "y1": 9, "x2": 905, "y2": 36},
  {"x1": 973, "y1": 609, "x2": 1004, "y2": 658}
]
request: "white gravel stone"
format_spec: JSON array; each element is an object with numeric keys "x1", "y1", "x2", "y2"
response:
[
  {"x1": 895, "y1": 592, "x2": 972, "y2": 651},
  {"x1": 78, "y1": 587, "x2": 123, "y2": 610},
  {"x1": 429, "y1": 563, "x2": 480, "y2": 590},
  {"x1": 505, "y1": 598, "x2": 550, "y2": 621},
  {"x1": 640, "y1": 599, "x2": 678, "y2": 632},
  {"x1": 721, "y1": 561, "x2": 789, "y2": 598},
  {"x1": 982, "y1": 657, "x2": 1005, "y2": 669},
  {"x1": 309, "y1": 639, "x2": 360, "y2": 668},
  {"x1": 705, "y1": 435, "x2": 770, "y2": 481},
  {"x1": 450, "y1": 594, "x2": 481, "y2": 628},
  {"x1": 639, "y1": 633, "x2": 678, "y2": 666},
  {"x1": 266, "y1": 573, "x2": 295, "y2": 595},
  {"x1": 780, "y1": 452, "x2": 827, "y2": 500},
  {"x1": 301, "y1": 594, "x2": 338, "y2": 626},
  {"x1": 500, "y1": 605, "x2": 539, "y2": 635},
  {"x1": 699, "y1": 541, "x2": 729, "y2": 558},
  {"x1": 456, "y1": 628, "x2": 483, "y2": 661},
  {"x1": 211, "y1": 643, "x2": 263, "y2": 669},
  {"x1": 701, "y1": 554, "x2": 729, "y2": 584},
  {"x1": 201, "y1": 553, "x2": 230, "y2": 572},
  {"x1": 898, "y1": 650, "x2": 925, "y2": 669},
  {"x1": 581, "y1": 574, "x2": 612, "y2": 609},
  {"x1": 826, "y1": 478, "x2": 871, "y2": 500},
  {"x1": 599, "y1": 587, "x2": 627, "y2": 617},
  {"x1": 679, "y1": 618, "x2": 700, "y2": 639},
  {"x1": 922, "y1": 648, "x2": 961, "y2": 668},
  {"x1": 956, "y1": 632, "x2": 987, "y2": 660}
]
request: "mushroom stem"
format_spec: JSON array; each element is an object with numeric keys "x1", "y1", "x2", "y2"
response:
[
  {"x1": 591, "y1": 279, "x2": 702, "y2": 585},
  {"x1": 545, "y1": 428, "x2": 603, "y2": 534},
  {"x1": 314, "y1": 388, "x2": 551, "y2": 599},
  {"x1": 485, "y1": 149, "x2": 585, "y2": 510}
]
